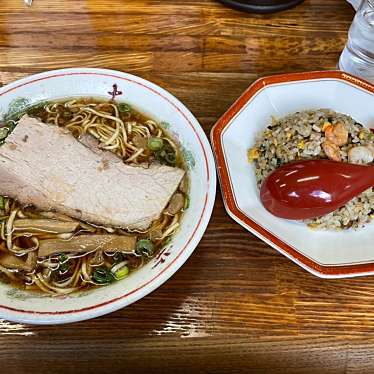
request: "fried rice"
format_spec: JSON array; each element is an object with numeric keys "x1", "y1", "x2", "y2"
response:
[{"x1": 248, "y1": 109, "x2": 374, "y2": 230}]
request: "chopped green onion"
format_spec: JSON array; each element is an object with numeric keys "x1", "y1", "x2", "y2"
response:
[
  {"x1": 135, "y1": 239, "x2": 155, "y2": 257},
  {"x1": 57, "y1": 253, "x2": 70, "y2": 273},
  {"x1": 0, "y1": 128, "x2": 8, "y2": 141},
  {"x1": 111, "y1": 263, "x2": 129, "y2": 280},
  {"x1": 155, "y1": 144, "x2": 177, "y2": 166},
  {"x1": 165, "y1": 152, "x2": 176, "y2": 165},
  {"x1": 118, "y1": 103, "x2": 131, "y2": 113},
  {"x1": 92, "y1": 267, "x2": 115, "y2": 285},
  {"x1": 148, "y1": 137, "x2": 164, "y2": 151},
  {"x1": 163, "y1": 236, "x2": 172, "y2": 245},
  {"x1": 58, "y1": 253, "x2": 68, "y2": 264},
  {"x1": 59, "y1": 262, "x2": 70, "y2": 273},
  {"x1": 113, "y1": 252, "x2": 124, "y2": 263},
  {"x1": 26, "y1": 101, "x2": 48, "y2": 117},
  {"x1": 0, "y1": 196, "x2": 4, "y2": 210},
  {"x1": 114, "y1": 266, "x2": 129, "y2": 280},
  {"x1": 183, "y1": 195, "x2": 190, "y2": 210}
]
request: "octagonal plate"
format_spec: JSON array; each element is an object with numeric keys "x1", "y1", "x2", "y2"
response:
[{"x1": 211, "y1": 71, "x2": 374, "y2": 278}]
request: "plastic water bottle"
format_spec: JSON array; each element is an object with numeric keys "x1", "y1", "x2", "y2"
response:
[{"x1": 339, "y1": 0, "x2": 374, "y2": 83}]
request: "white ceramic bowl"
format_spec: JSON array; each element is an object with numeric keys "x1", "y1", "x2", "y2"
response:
[
  {"x1": 0, "y1": 68, "x2": 216, "y2": 324},
  {"x1": 211, "y1": 71, "x2": 374, "y2": 279}
]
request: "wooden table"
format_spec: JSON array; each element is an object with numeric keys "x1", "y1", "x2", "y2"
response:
[{"x1": 0, "y1": 1, "x2": 368, "y2": 373}]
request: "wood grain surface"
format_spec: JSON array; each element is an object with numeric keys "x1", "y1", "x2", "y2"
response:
[{"x1": 0, "y1": 0, "x2": 367, "y2": 373}]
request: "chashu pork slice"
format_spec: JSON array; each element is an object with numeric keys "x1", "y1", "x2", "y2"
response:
[{"x1": 0, "y1": 115, "x2": 185, "y2": 230}]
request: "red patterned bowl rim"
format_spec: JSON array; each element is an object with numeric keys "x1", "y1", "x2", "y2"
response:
[
  {"x1": 211, "y1": 70, "x2": 374, "y2": 278},
  {"x1": 0, "y1": 68, "x2": 216, "y2": 322}
]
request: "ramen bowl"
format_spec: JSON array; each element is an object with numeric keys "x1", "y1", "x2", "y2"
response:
[{"x1": 0, "y1": 68, "x2": 216, "y2": 324}]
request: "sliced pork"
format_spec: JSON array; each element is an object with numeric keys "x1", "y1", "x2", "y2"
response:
[{"x1": 0, "y1": 115, "x2": 185, "y2": 230}]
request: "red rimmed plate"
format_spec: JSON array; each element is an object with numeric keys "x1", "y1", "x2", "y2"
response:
[{"x1": 211, "y1": 70, "x2": 374, "y2": 278}]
